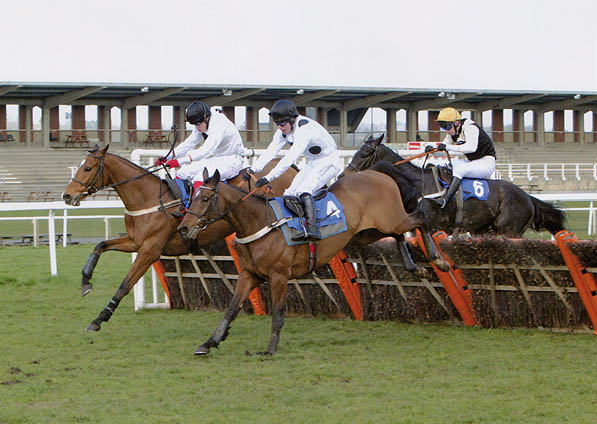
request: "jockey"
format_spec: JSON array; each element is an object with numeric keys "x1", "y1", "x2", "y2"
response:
[
  {"x1": 155, "y1": 101, "x2": 252, "y2": 193},
  {"x1": 248, "y1": 99, "x2": 343, "y2": 241},
  {"x1": 426, "y1": 107, "x2": 496, "y2": 208}
]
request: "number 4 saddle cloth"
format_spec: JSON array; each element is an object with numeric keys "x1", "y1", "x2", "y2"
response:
[{"x1": 268, "y1": 191, "x2": 348, "y2": 246}]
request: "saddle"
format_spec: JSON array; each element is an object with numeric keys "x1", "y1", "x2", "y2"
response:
[
  {"x1": 282, "y1": 189, "x2": 328, "y2": 218},
  {"x1": 163, "y1": 174, "x2": 192, "y2": 208},
  {"x1": 269, "y1": 190, "x2": 347, "y2": 247}
]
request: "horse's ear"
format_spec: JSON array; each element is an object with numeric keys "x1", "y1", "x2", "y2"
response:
[
  {"x1": 202, "y1": 167, "x2": 210, "y2": 182},
  {"x1": 100, "y1": 144, "x2": 110, "y2": 155},
  {"x1": 213, "y1": 169, "x2": 221, "y2": 184},
  {"x1": 375, "y1": 134, "x2": 384, "y2": 145}
]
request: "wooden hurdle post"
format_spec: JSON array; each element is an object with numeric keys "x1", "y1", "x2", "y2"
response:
[
  {"x1": 555, "y1": 230, "x2": 597, "y2": 334},
  {"x1": 225, "y1": 234, "x2": 266, "y2": 316},
  {"x1": 414, "y1": 230, "x2": 478, "y2": 326}
]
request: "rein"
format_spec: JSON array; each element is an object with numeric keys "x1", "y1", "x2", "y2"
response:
[{"x1": 70, "y1": 153, "x2": 164, "y2": 197}]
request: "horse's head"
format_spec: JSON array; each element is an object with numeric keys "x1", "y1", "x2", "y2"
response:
[
  {"x1": 338, "y1": 134, "x2": 384, "y2": 179},
  {"x1": 63, "y1": 144, "x2": 110, "y2": 206},
  {"x1": 177, "y1": 168, "x2": 221, "y2": 239}
]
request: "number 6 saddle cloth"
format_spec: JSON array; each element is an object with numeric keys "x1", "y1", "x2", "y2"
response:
[{"x1": 268, "y1": 191, "x2": 348, "y2": 246}]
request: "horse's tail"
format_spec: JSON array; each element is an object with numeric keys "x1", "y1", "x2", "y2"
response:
[
  {"x1": 370, "y1": 161, "x2": 421, "y2": 213},
  {"x1": 529, "y1": 196, "x2": 566, "y2": 234}
]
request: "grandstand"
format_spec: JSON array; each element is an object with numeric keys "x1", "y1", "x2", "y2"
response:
[
  {"x1": 0, "y1": 147, "x2": 132, "y2": 202},
  {"x1": 0, "y1": 142, "x2": 596, "y2": 202}
]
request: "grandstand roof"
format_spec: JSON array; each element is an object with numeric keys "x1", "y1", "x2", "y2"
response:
[{"x1": 2, "y1": 82, "x2": 597, "y2": 111}]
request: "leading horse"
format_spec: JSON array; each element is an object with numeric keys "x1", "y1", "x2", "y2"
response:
[
  {"x1": 340, "y1": 135, "x2": 566, "y2": 237},
  {"x1": 177, "y1": 165, "x2": 449, "y2": 356},
  {"x1": 62, "y1": 144, "x2": 297, "y2": 331}
]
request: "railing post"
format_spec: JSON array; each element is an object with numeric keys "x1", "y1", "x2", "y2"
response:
[
  {"x1": 561, "y1": 163, "x2": 566, "y2": 181},
  {"x1": 104, "y1": 217, "x2": 110, "y2": 240},
  {"x1": 48, "y1": 209, "x2": 57, "y2": 276},
  {"x1": 62, "y1": 209, "x2": 68, "y2": 248},
  {"x1": 32, "y1": 218, "x2": 38, "y2": 247}
]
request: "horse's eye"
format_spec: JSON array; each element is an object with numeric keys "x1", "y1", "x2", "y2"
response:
[
  {"x1": 85, "y1": 167, "x2": 92, "y2": 172},
  {"x1": 202, "y1": 197, "x2": 209, "y2": 202}
]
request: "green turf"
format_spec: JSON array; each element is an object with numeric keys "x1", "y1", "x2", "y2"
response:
[{"x1": 1, "y1": 245, "x2": 596, "y2": 423}]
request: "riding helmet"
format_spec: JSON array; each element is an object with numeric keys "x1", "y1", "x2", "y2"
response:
[
  {"x1": 436, "y1": 107, "x2": 462, "y2": 123},
  {"x1": 269, "y1": 99, "x2": 299, "y2": 122},
  {"x1": 186, "y1": 101, "x2": 211, "y2": 125}
]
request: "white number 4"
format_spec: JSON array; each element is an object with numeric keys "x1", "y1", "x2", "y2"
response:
[{"x1": 326, "y1": 201, "x2": 340, "y2": 218}]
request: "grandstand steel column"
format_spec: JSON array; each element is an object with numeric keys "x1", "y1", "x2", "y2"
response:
[{"x1": 386, "y1": 108, "x2": 396, "y2": 143}]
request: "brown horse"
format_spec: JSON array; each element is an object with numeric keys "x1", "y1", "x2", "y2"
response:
[
  {"x1": 62, "y1": 144, "x2": 297, "y2": 331},
  {"x1": 177, "y1": 166, "x2": 448, "y2": 356}
]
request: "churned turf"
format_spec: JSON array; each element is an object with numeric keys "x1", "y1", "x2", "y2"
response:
[{"x1": 1, "y1": 245, "x2": 596, "y2": 423}]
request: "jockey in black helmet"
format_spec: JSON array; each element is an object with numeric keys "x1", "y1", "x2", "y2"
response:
[
  {"x1": 155, "y1": 100, "x2": 251, "y2": 193},
  {"x1": 248, "y1": 99, "x2": 342, "y2": 241}
]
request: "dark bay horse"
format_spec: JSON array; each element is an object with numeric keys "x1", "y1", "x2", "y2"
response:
[
  {"x1": 340, "y1": 135, "x2": 566, "y2": 237},
  {"x1": 177, "y1": 166, "x2": 448, "y2": 356},
  {"x1": 62, "y1": 144, "x2": 297, "y2": 331}
]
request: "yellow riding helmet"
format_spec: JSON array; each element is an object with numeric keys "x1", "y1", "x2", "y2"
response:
[{"x1": 436, "y1": 107, "x2": 462, "y2": 123}]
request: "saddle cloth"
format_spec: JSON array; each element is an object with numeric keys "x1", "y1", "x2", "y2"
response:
[
  {"x1": 440, "y1": 178, "x2": 490, "y2": 201},
  {"x1": 268, "y1": 191, "x2": 348, "y2": 246}
]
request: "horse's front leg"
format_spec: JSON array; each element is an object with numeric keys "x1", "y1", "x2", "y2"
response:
[
  {"x1": 82, "y1": 236, "x2": 138, "y2": 296},
  {"x1": 86, "y1": 244, "x2": 161, "y2": 332},
  {"x1": 195, "y1": 271, "x2": 263, "y2": 356},
  {"x1": 420, "y1": 231, "x2": 449, "y2": 272},
  {"x1": 258, "y1": 272, "x2": 288, "y2": 356},
  {"x1": 394, "y1": 235, "x2": 429, "y2": 279}
]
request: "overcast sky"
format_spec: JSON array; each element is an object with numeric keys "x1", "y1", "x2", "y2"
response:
[{"x1": 4, "y1": 0, "x2": 597, "y2": 92}]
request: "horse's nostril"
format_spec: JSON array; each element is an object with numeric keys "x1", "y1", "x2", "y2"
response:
[
  {"x1": 178, "y1": 227, "x2": 188, "y2": 236},
  {"x1": 63, "y1": 194, "x2": 71, "y2": 202}
]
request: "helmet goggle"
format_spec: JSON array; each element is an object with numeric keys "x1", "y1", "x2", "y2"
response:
[
  {"x1": 274, "y1": 118, "x2": 292, "y2": 127},
  {"x1": 439, "y1": 121, "x2": 454, "y2": 131}
]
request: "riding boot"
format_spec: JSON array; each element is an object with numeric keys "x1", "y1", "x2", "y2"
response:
[
  {"x1": 434, "y1": 176, "x2": 461, "y2": 209},
  {"x1": 299, "y1": 192, "x2": 321, "y2": 240}
]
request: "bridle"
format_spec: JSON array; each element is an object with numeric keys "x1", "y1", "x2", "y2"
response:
[
  {"x1": 70, "y1": 153, "x2": 107, "y2": 196},
  {"x1": 347, "y1": 142, "x2": 380, "y2": 172},
  {"x1": 184, "y1": 183, "x2": 266, "y2": 233}
]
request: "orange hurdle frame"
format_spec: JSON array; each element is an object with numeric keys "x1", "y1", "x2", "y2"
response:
[
  {"x1": 414, "y1": 231, "x2": 478, "y2": 326},
  {"x1": 555, "y1": 230, "x2": 597, "y2": 334},
  {"x1": 328, "y1": 251, "x2": 363, "y2": 320}
]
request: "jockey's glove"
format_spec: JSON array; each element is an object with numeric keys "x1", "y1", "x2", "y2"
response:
[
  {"x1": 255, "y1": 177, "x2": 269, "y2": 188},
  {"x1": 165, "y1": 159, "x2": 180, "y2": 168},
  {"x1": 424, "y1": 145, "x2": 434, "y2": 153},
  {"x1": 154, "y1": 156, "x2": 168, "y2": 166},
  {"x1": 437, "y1": 143, "x2": 447, "y2": 151}
]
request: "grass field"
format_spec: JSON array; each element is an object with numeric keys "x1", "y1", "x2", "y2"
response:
[{"x1": 1, "y1": 245, "x2": 596, "y2": 423}]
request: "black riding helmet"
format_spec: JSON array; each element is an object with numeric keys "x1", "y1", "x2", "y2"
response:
[
  {"x1": 269, "y1": 99, "x2": 299, "y2": 123},
  {"x1": 185, "y1": 101, "x2": 211, "y2": 125}
]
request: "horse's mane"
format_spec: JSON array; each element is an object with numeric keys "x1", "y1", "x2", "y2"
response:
[
  {"x1": 203, "y1": 176, "x2": 271, "y2": 203},
  {"x1": 374, "y1": 144, "x2": 426, "y2": 189},
  {"x1": 102, "y1": 152, "x2": 162, "y2": 184}
]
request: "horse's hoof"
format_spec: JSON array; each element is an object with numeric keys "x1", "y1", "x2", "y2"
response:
[
  {"x1": 194, "y1": 345, "x2": 210, "y2": 356},
  {"x1": 86, "y1": 322, "x2": 101, "y2": 332},
  {"x1": 81, "y1": 284, "x2": 92, "y2": 297},
  {"x1": 435, "y1": 260, "x2": 450, "y2": 272},
  {"x1": 414, "y1": 266, "x2": 429, "y2": 279}
]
